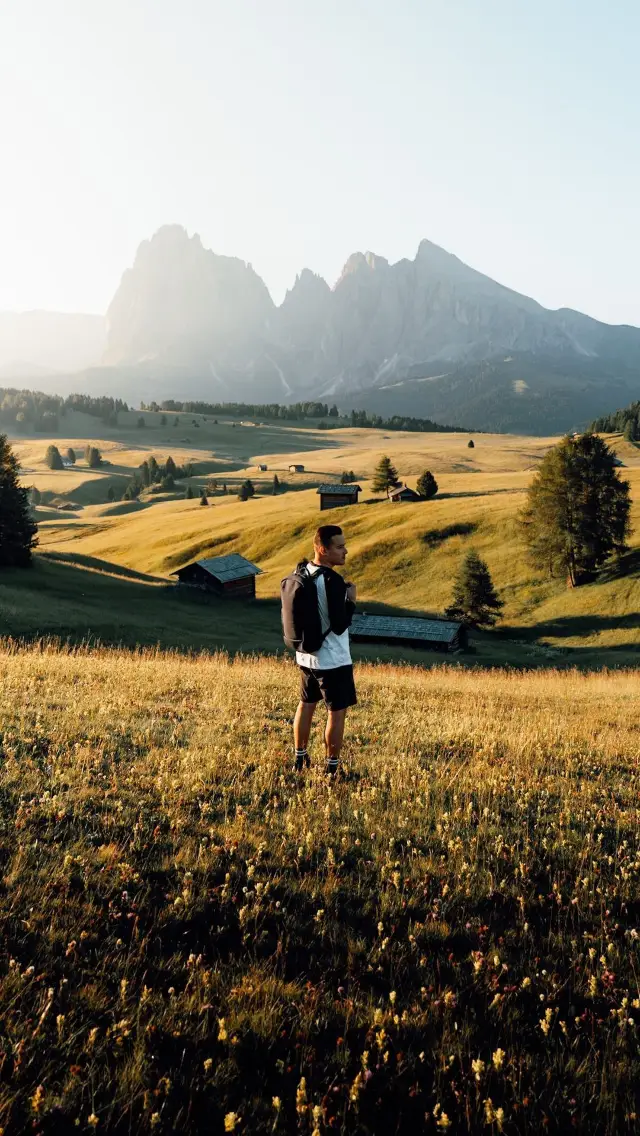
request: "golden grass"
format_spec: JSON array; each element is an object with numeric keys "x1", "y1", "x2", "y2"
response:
[{"x1": 0, "y1": 644, "x2": 639, "y2": 1133}]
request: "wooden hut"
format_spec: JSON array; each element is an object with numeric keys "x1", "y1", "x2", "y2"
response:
[
  {"x1": 316, "y1": 483, "x2": 362, "y2": 511},
  {"x1": 350, "y1": 613, "x2": 465, "y2": 653},
  {"x1": 289, "y1": 463, "x2": 305, "y2": 473},
  {"x1": 172, "y1": 553, "x2": 262, "y2": 598},
  {"x1": 388, "y1": 483, "x2": 421, "y2": 503}
]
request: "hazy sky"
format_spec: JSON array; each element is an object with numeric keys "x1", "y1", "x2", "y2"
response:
[{"x1": 1, "y1": 0, "x2": 639, "y2": 325}]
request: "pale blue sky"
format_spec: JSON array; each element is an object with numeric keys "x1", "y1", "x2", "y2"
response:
[{"x1": 1, "y1": 0, "x2": 639, "y2": 324}]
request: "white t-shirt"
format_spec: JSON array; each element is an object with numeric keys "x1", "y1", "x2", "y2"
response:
[{"x1": 295, "y1": 563, "x2": 352, "y2": 671}]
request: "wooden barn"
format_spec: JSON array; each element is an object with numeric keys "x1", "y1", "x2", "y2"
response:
[
  {"x1": 257, "y1": 464, "x2": 267, "y2": 472},
  {"x1": 289, "y1": 463, "x2": 305, "y2": 473},
  {"x1": 172, "y1": 554, "x2": 262, "y2": 598},
  {"x1": 388, "y1": 483, "x2": 421, "y2": 503},
  {"x1": 350, "y1": 613, "x2": 465, "y2": 653},
  {"x1": 317, "y1": 483, "x2": 362, "y2": 511}
]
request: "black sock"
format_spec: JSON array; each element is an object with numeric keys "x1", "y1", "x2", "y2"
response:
[
  {"x1": 326, "y1": 756, "x2": 338, "y2": 776},
  {"x1": 294, "y1": 748, "x2": 309, "y2": 771}
]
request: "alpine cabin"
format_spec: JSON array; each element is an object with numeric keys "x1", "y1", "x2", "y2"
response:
[
  {"x1": 317, "y1": 483, "x2": 362, "y2": 510},
  {"x1": 350, "y1": 613, "x2": 465, "y2": 653},
  {"x1": 289, "y1": 464, "x2": 305, "y2": 474},
  {"x1": 172, "y1": 554, "x2": 262, "y2": 598},
  {"x1": 388, "y1": 483, "x2": 421, "y2": 503}
]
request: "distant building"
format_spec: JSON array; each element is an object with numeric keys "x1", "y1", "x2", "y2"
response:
[
  {"x1": 316, "y1": 483, "x2": 362, "y2": 511},
  {"x1": 388, "y1": 483, "x2": 421, "y2": 503},
  {"x1": 257, "y1": 464, "x2": 267, "y2": 472},
  {"x1": 351, "y1": 613, "x2": 465, "y2": 652},
  {"x1": 289, "y1": 464, "x2": 305, "y2": 473},
  {"x1": 172, "y1": 554, "x2": 262, "y2": 598}
]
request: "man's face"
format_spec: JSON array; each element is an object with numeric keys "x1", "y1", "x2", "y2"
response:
[{"x1": 322, "y1": 532, "x2": 347, "y2": 566}]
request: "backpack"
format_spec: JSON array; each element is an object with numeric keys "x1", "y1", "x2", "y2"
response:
[{"x1": 280, "y1": 561, "x2": 330, "y2": 653}]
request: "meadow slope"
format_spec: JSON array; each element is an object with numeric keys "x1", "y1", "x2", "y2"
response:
[
  {"x1": 0, "y1": 646, "x2": 639, "y2": 1133},
  {"x1": 5, "y1": 417, "x2": 640, "y2": 666}
]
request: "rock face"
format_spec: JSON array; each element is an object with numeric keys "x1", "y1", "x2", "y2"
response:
[{"x1": 103, "y1": 226, "x2": 640, "y2": 431}]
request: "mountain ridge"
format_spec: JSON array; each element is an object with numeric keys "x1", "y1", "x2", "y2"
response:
[{"x1": 4, "y1": 227, "x2": 640, "y2": 433}]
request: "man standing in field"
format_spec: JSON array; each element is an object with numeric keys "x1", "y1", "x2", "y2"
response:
[{"x1": 290, "y1": 525, "x2": 357, "y2": 776}]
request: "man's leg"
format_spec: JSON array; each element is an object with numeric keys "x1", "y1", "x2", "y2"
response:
[
  {"x1": 293, "y1": 700, "x2": 317, "y2": 770},
  {"x1": 325, "y1": 709, "x2": 347, "y2": 776}
]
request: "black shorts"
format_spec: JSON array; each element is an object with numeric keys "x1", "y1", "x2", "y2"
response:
[{"x1": 299, "y1": 664, "x2": 357, "y2": 712}]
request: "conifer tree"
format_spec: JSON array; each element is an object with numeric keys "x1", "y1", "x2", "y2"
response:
[
  {"x1": 186, "y1": 485, "x2": 194, "y2": 499},
  {"x1": 446, "y1": 550, "x2": 503, "y2": 627},
  {"x1": 272, "y1": 474, "x2": 280, "y2": 494},
  {"x1": 238, "y1": 484, "x2": 249, "y2": 501},
  {"x1": 45, "y1": 444, "x2": 63, "y2": 470},
  {"x1": 623, "y1": 419, "x2": 637, "y2": 443},
  {"x1": 66, "y1": 447, "x2": 76, "y2": 464},
  {"x1": 87, "y1": 446, "x2": 102, "y2": 469},
  {"x1": 372, "y1": 455, "x2": 399, "y2": 494},
  {"x1": 467, "y1": 439, "x2": 475, "y2": 448},
  {"x1": 520, "y1": 433, "x2": 631, "y2": 586},
  {"x1": 0, "y1": 434, "x2": 38, "y2": 566},
  {"x1": 165, "y1": 455, "x2": 177, "y2": 478},
  {"x1": 417, "y1": 470, "x2": 438, "y2": 499}
]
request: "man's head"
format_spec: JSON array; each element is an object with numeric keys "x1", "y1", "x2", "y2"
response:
[{"x1": 313, "y1": 524, "x2": 347, "y2": 567}]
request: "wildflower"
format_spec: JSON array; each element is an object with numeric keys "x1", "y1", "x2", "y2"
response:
[
  {"x1": 218, "y1": 1018, "x2": 228, "y2": 1041},
  {"x1": 56, "y1": 1013, "x2": 65, "y2": 1039},
  {"x1": 492, "y1": 1048, "x2": 506, "y2": 1071},
  {"x1": 224, "y1": 1113, "x2": 239, "y2": 1131},
  {"x1": 296, "y1": 1077, "x2": 307, "y2": 1114},
  {"x1": 30, "y1": 1085, "x2": 45, "y2": 1114},
  {"x1": 87, "y1": 1027, "x2": 99, "y2": 1049},
  {"x1": 88, "y1": 1116, "x2": 99, "y2": 1128},
  {"x1": 314, "y1": 909, "x2": 325, "y2": 923},
  {"x1": 150, "y1": 1116, "x2": 161, "y2": 1129},
  {"x1": 350, "y1": 1071, "x2": 364, "y2": 1101},
  {"x1": 520, "y1": 977, "x2": 531, "y2": 989},
  {"x1": 539, "y1": 1007, "x2": 553, "y2": 1036},
  {"x1": 204, "y1": 1058, "x2": 213, "y2": 1073},
  {"x1": 272, "y1": 1097, "x2": 281, "y2": 1111},
  {"x1": 436, "y1": 1112, "x2": 452, "y2": 1129},
  {"x1": 389, "y1": 990, "x2": 397, "y2": 1005},
  {"x1": 472, "y1": 1058, "x2": 485, "y2": 1082}
]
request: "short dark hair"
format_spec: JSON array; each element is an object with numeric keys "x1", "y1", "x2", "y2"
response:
[{"x1": 314, "y1": 524, "x2": 342, "y2": 551}]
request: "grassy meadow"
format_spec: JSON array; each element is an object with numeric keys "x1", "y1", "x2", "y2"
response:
[
  {"x1": 0, "y1": 645, "x2": 639, "y2": 1133},
  {"x1": 1, "y1": 415, "x2": 639, "y2": 1133},
  {"x1": 6, "y1": 410, "x2": 639, "y2": 666}
]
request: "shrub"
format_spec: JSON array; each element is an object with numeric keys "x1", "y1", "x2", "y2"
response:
[
  {"x1": 416, "y1": 470, "x2": 438, "y2": 499},
  {"x1": 44, "y1": 445, "x2": 63, "y2": 470}
]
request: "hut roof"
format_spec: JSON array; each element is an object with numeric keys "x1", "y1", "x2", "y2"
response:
[
  {"x1": 350, "y1": 613, "x2": 461, "y2": 644},
  {"x1": 316, "y1": 483, "x2": 362, "y2": 495},
  {"x1": 173, "y1": 554, "x2": 262, "y2": 582},
  {"x1": 388, "y1": 483, "x2": 420, "y2": 499}
]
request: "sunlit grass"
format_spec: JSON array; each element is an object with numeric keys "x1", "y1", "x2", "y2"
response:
[{"x1": 0, "y1": 644, "x2": 639, "y2": 1132}]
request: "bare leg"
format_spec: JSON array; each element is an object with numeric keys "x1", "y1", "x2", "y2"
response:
[
  {"x1": 325, "y1": 709, "x2": 346, "y2": 774},
  {"x1": 294, "y1": 701, "x2": 317, "y2": 752}
]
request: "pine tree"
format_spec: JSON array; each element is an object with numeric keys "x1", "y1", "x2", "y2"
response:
[
  {"x1": 165, "y1": 455, "x2": 177, "y2": 478},
  {"x1": 417, "y1": 470, "x2": 438, "y2": 499},
  {"x1": 186, "y1": 485, "x2": 194, "y2": 499},
  {"x1": 623, "y1": 419, "x2": 637, "y2": 443},
  {"x1": 272, "y1": 474, "x2": 280, "y2": 494},
  {"x1": 520, "y1": 433, "x2": 632, "y2": 586},
  {"x1": 446, "y1": 550, "x2": 504, "y2": 628},
  {"x1": 467, "y1": 439, "x2": 475, "y2": 449},
  {"x1": 66, "y1": 447, "x2": 76, "y2": 464},
  {"x1": 30, "y1": 486, "x2": 41, "y2": 506},
  {"x1": 245, "y1": 479, "x2": 255, "y2": 497},
  {"x1": 372, "y1": 455, "x2": 399, "y2": 494},
  {"x1": 45, "y1": 444, "x2": 63, "y2": 470},
  {"x1": 0, "y1": 435, "x2": 38, "y2": 566},
  {"x1": 238, "y1": 484, "x2": 249, "y2": 501},
  {"x1": 148, "y1": 457, "x2": 160, "y2": 483},
  {"x1": 87, "y1": 447, "x2": 102, "y2": 469},
  {"x1": 200, "y1": 489, "x2": 209, "y2": 506}
]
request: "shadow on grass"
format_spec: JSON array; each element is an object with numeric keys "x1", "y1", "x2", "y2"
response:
[
  {"x1": 503, "y1": 611, "x2": 640, "y2": 640},
  {"x1": 41, "y1": 550, "x2": 167, "y2": 584}
]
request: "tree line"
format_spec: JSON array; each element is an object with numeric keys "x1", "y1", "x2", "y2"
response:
[
  {"x1": 0, "y1": 388, "x2": 129, "y2": 432},
  {"x1": 591, "y1": 399, "x2": 640, "y2": 441}
]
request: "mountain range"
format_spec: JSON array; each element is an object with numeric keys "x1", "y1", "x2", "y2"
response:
[{"x1": 3, "y1": 225, "x2": 640, "y2": 433}]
